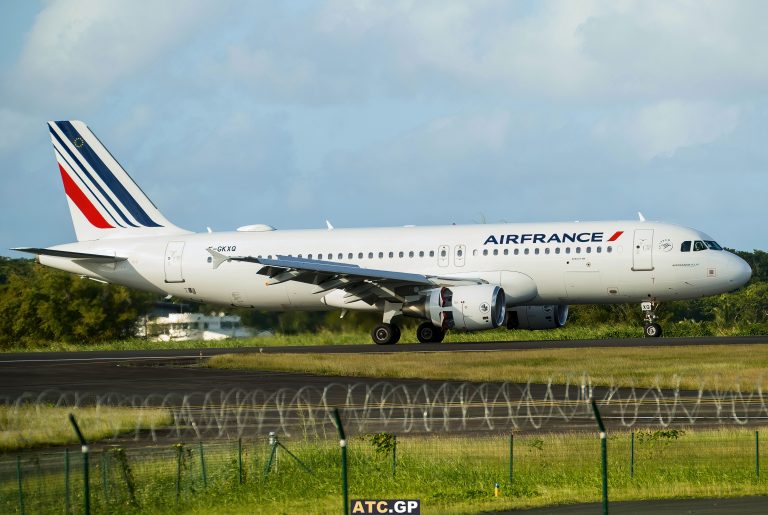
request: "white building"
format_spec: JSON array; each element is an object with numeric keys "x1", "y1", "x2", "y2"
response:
[{"x1": 140, "y1": 312, "x2": 254, "y2": 341}]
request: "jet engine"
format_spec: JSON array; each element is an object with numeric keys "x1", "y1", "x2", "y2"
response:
[
  {"x1": 404, "y1": 285, "x2": 506, "y2": 331},
  {"x1": 506, "y1": 305, "x2": 569, "y2": 330}
]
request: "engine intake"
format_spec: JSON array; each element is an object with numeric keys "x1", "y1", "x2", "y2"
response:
[
  {"x1": 506, "y1": 305, "x2": 569, "y2": 330},
  {"x1": 405, "y1": 285, "x2": 506, "y2": 331}
]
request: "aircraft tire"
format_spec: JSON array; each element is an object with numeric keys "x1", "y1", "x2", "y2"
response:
[
  {"x1": 644, "y1": 323, "x2": 663, "y2": 338},
  {"x1": 372, "y1": 323, "x2": 399, "y2": 345},
  {"x1": 416, "y1": 322, "x2": 445, "y2": 343}
]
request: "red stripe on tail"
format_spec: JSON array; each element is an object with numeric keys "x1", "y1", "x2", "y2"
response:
[{"x1": 58, "y1": 163, "x2": 113, "y2": 229}]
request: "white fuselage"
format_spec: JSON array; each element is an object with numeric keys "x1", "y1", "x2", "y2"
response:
[{"x1": 39, "y1": 220, "x2": 752, "y2": 311}]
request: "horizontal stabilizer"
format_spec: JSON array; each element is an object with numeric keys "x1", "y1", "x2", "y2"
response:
[{"x1": 12, "y1": 247, "x2": 127, "y2": 263}]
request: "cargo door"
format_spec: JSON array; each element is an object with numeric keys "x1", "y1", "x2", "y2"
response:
[
  {"x1": 164, "y1": 241, "x2": 185, "y2": 283},
  {"x1": 632, "y1": 229, "x2": 654, "y2": 271}
]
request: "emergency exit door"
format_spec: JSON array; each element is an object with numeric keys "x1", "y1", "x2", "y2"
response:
[
  {"x1": 632, "y1": 229, "x2": 654, "y2": 271},
  {"x1": 164, "y1": 241, "x2": 185, "y2": 283}
]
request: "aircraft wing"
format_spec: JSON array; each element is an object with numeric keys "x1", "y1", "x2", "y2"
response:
[
  {"x1": 207, "y1": 249, "x2": 485, "y2": 304},
  {"x1": 12, "y1": 247, "x2": 127, "y2": 263}
]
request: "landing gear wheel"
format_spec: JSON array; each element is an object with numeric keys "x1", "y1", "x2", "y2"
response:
[
  {"x1": 416, "y1": 322, "x2": 445, "y2": 343},
  {"x1": 640, "y1": 301, "x2": 662, "y2": 338},
  {"x1": 644, "y1": 323, "x2": 662, "y2": 338},
  {"x1": 371, "y1": 323, "x2": 400, "y2": 345}
]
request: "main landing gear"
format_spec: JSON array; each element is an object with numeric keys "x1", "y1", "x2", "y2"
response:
[
  {"x1": 641, "y1": 301, "x2": 663, "y2": 338},
  {"x1": 371, "y1": 323, "x2": 401, "y2": 345},
  {"x1": 416, "y1": 322, "x2": 445, "y2": 343},
  {"x1": 369, "y1": 322, "x2": 446, "y2": 345}
]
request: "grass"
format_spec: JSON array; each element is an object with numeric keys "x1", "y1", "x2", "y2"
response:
[
  {"x1": 208, "y1": 343, "x2": 768, "y2": 391},
  {"x1": 2, "y1": 428, "x2": 767, "y2": 513},
  {"x1": 0, "y1": 405, "x2": 171, "y2": 451},
  {"x1": 3, "y1": 320, "x2": 763, "y2": 353}
]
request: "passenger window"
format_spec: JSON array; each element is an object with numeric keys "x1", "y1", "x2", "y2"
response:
[
  {"x1": 429, "y1": 250, "x2": 435, "y2": 257},
  {"x1": 514, "y1": 249, "x2": 520, "y2": 255},
  {"x1": 607, "y1": 246, "x2": 612, "y2": 253},
  {"x1": 483, "y1": 249, "x2": 489, "y2": 256},
  {"x1": 586, "y1": 247, "x2": 591, "y2": 253},
  {"x1": 440, "y1": 249, "x2": 447, "y2": 257},
  {"x1": 409, "y1": 251, "x2": 415, "y2": 258},
  {"x1": 348, "y1": 253, "x2": 353, "y2": 259},
  {"x1": 378, "y1": 252, "x2": 383, "y2": 258},
  {"x1": 534, "y1": 248, "x2": 540, "y2": 255},
  {"x1": 545, "y1": 248, "x2": 550, "y2": 255},
  {"x1": 693, "y1": 240, "x2": 706, "y2": 251},
  {"x1": 473, "y1": 249, "x2": 478, "y2": 256},
  {"x1": 503, "y1": 249, "x2": 509, "y2": 256},
  {"x1": 358, "y1": 252, "x2": 363, "y2": 259},
  {"x1": 399, "y1": 251, "x2": 404, "y2": 258},
  {"x1": 681, "y1": 241, "x2": 691, "y2": 252},
  {"x1": 565, "y1": 247, "x2": 571, "y2": 254},
  {"x1": 308, "y1": 254, "x2": 312, "y2": 259},
  {"x1": 388, "y1": 252, "x2": 394, "y2": 258},
  {"x1": 555, "y1": 248, "x2": 561, "y2": 255},
  {"x1": 457, "y1": 249, "x2": 463, "y2": 257},
  {"x1": 338, "y1": 253, "x2": 343, "y2": 259},
  {"x1": 524, "y1": 248, "x2": 530, "y2": 255},
  {"x1": 596, "y1": 247, "x2": 601, "y2": 254},
  {"x1": 493, "y1": 249, "x2": 499, "y2": 256},
  {"x1": 575, "y1": 247, "x2": 581, "y2": 254}
]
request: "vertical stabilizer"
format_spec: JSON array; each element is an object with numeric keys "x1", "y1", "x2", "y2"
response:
[{"x1": 48, "y1": 120, "x2": 189, "y2": 241}]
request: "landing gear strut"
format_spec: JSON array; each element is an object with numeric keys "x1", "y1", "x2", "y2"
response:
[
  {"x1": 371, "y1": 323, "x2": 401, "y2": 345},
  {"x1": 416, "y1": 322, "x2": 445, "y2": 343},
  {"x1": 641, "y1": 301, "x2": 662, "y2": 338}
]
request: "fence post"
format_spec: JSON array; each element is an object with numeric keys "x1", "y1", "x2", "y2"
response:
[
  {"x1": 16, "y1": 456, "x2": 24, "y2": 515},
  {"x1": 68, "y1": 414, "x2": 90, "y2": 515},
  {"x1": 630, "y1": 432, "x2": 635, "y2": 479},
  {"x1": 175, "y1": 443, "x2": 183, "y2": 504},
  {"x1": 332, "y1": 408, "x2": 349, "y2": 515},
  {"x1": 392, "y1": 434, "x2": 397, "y2": 478},
  {"x1": 65, "y1": 448, "x2": 70, "y2": 515},
  {"x1": 509, "y1": 433, "x2": 514, "y2": 485},
  {"x1": 199, "y1": 442, "x2": 208, "y2": 487},
  {"x1": 238, "y1": 438, "x2": 244, "y2": 484},
  {"x1": 756, "y1": 430, "x2": 760, "y2": 480},
  {"x1": 101, "y1": 451, "x2": 109, "y2": 499},
  {"x1": 590, "y1": 399, "x2": 608, "y2": 515}
]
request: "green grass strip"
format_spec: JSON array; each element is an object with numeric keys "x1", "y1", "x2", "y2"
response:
[{"x1": 209, "y1": 343, "x2": 768, "y2": 391}]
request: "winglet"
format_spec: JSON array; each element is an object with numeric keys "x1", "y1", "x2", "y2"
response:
[
  {"x1": 638, "y1": 212, "x2": 646, "y2": 222},
  {"x1": 206, "y1": 248, "x2": 230, "y2": 269},
  {"x1": 326, "y1": 220, "x2": 334, "y2": 230}
]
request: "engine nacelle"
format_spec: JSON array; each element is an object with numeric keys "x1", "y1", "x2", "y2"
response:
[
  {"x1": 506, "y1": 305, "x2": 569, "y2": 330},
  {"x1": 405, "y1": 285, "x2": 506, "y2": 331}
]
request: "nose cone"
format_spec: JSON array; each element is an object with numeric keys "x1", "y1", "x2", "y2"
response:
[{"x1": 728, "y1": 254, "x2": 752, "y2": 289}]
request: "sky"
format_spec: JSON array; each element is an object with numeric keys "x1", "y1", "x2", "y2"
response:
[{"x1": 1, "y1": 0, "x2": 766, "y2": 256}]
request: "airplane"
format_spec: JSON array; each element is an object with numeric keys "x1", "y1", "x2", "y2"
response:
[{"x1": 13, "y1": 121, "x2": 753, "y2": 345}]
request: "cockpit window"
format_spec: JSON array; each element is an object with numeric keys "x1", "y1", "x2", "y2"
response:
[
  {"x1": 693, "y1": 240, "x2": 707, "y2": 251},
  {"x1": 704, "y1": 241, "x2": 723, "y2": 250},
  {"x1": 681, "y1": 241, "x2": 691, "y2": 252}
]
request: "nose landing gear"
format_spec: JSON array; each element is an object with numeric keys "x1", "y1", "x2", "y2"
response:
[{"x1": 641, "y1": 301, "x2": 663, "y2": 338}]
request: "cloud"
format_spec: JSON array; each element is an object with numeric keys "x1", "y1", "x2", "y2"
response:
[
  {"x1": 8, "y1": 0, "x2": 221, "y2": 109},
  {"x1": 592, "y1": 101, "x2": 741, "y2": 160}
]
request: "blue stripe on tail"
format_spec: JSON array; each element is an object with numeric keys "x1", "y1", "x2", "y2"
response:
[
  {"x1": 54, "y1": 121, "x2": 162, "y2": 228},
  {"x1": 49, "y1": 125, "x2": 138, "y2": 227}
]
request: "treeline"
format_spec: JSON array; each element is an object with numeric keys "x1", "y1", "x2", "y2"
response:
[{"x1": 0, "y1": 250, "x2": 766, "y2": 348}]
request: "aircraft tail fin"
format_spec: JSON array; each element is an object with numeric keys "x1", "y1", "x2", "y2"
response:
[{"x1": 47, "y1": 120, "x2": 190, "y2": 241}]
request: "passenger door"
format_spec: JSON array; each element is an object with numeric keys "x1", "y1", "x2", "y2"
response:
[
  {"x1": 632, "y1": 229, "x2": 654, "y2": 271},
  {"x1": 164, "y1": 241, "x2": 185, "y2": 283}
]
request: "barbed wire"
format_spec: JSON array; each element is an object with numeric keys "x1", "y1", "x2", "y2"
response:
[{"x1": 4, "y1": 378, "x2": 768, "y2": 441}]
